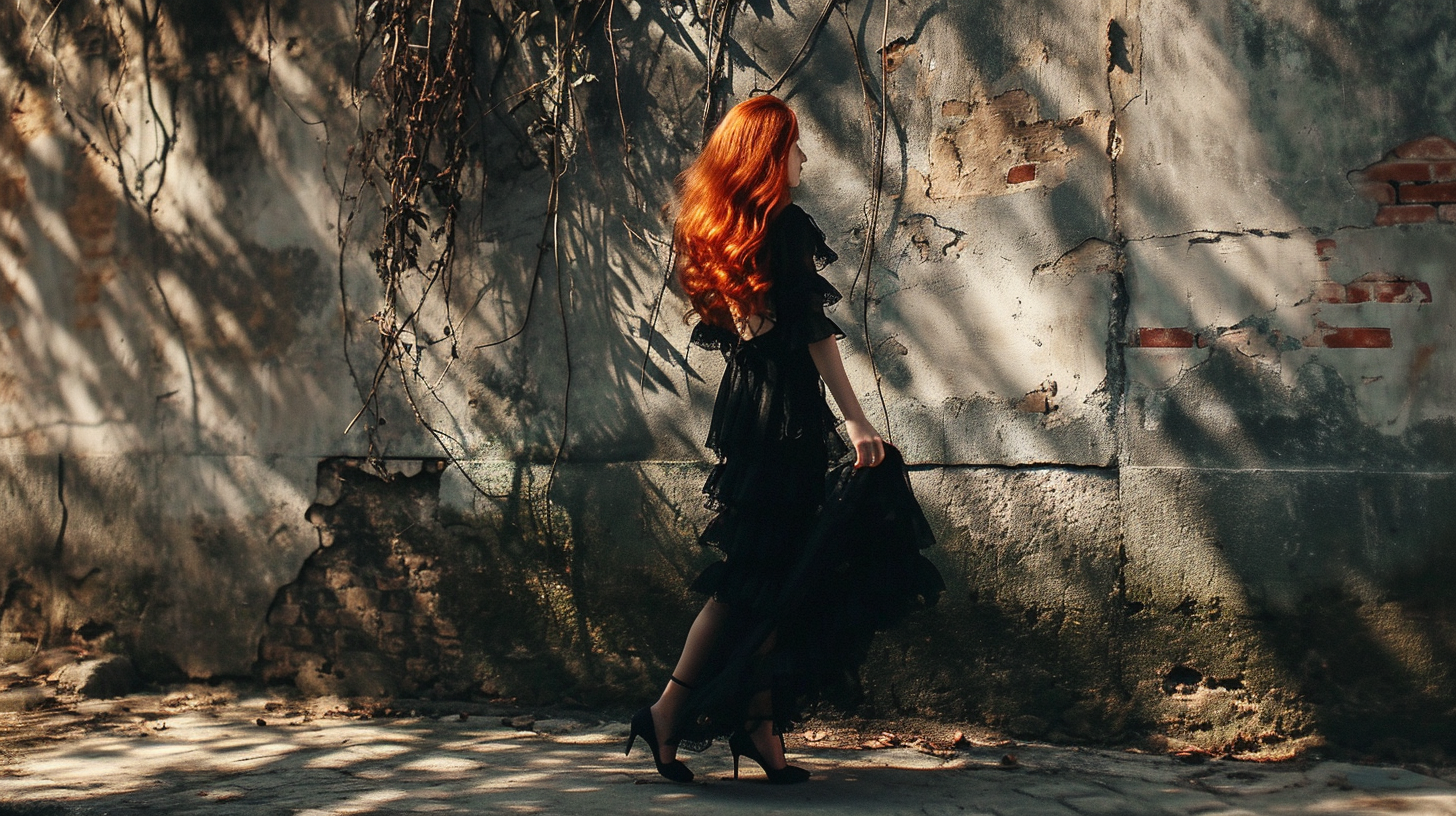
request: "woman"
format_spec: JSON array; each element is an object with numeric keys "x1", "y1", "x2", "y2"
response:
[{"x1": 627, "y1": 95, "x2": 942, "y2": 784}]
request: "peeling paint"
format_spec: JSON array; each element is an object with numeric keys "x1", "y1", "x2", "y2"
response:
[{"x1": 927, "y1": 90, "x2": 1103, "y2": 200}]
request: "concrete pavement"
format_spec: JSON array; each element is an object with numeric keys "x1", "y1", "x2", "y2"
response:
[{"x1": 1, "y1": 690, "x2": 1454, "y2": 815}]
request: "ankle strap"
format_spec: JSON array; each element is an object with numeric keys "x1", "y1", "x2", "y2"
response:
[{"x1": 669, "y1": 675, "x2": 695, "y2": 690}]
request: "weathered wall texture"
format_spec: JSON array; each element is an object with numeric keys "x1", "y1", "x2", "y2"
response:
[{"x1": 2, "y1": 0, "x2": 1454, "y2": 757}]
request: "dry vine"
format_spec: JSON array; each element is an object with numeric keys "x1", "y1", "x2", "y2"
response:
[{"x1": 346, "y1": 0, "x2": 474, "y2": 460}]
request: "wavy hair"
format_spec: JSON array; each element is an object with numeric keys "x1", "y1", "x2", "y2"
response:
[{"x1": 674, "y1": 95, "x2": 799, "y2": 332}]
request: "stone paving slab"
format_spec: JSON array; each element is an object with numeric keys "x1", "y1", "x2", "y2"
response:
[{"x1": 1, "y1": 695, "x2": 1454, "y2": 815}]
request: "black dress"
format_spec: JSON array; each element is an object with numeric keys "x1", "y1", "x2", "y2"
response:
[{"x1": 672, "y1": 204, "x2": 945, "y2": 750}]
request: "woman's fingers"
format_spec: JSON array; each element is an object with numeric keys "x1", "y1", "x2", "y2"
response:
[{"x1": 856, "y1": 436, "x2": 886, "y2": 468}]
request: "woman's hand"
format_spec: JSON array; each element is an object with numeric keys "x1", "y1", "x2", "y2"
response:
[
  {"x1": 808, "y1": 337, "x2": 887, "y2": 469},
  {"x1": 845, "y1": 418, "x2": 885, "y2": 468}
]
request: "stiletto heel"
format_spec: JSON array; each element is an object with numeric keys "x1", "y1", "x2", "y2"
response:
[
  {"x1": 728, "y1": 730, "x2": 810, "y2": 784},
  {"x1": 625, "y1": 677, "x2": 696, "y2": 783}
]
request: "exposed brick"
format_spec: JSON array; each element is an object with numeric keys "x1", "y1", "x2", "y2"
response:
[
  {"x1": 941, "y1": 100, "x2": 971, "y2": 117},
  {"x1": 1016, "y1": 391, "x2": 1052, "y2": 413},
  {"x1": 1441, "y1": 204, "x2": 1456, "y2": 223},
  {"x1": 379, "y1": 612, "x2": 408, "y2": 635},
  {"x1": 1312, "y1": 280, "x2": 1346, "y2": 303},
  {"x1": 1007, "y1": 163, "x2": 1037, "y2": 184},
  {"x1": 334, "y1": 609, "x2": 363, "y2": 631},
  {"x1": 1352, "y1": 180, "x2": 1396, "y2": 204},
  {"x1": 1346, "y1": 280, "x2": 1432, "y2": 304},
  {"x1": 259, "y1": 642, "x2": 293, "y2": 663},
  {"x1": 1322, "y1": 327, "x2": 1392, "y2": 348},
  {"x1": 1360, "y1": 163, "x2": 1434, "y2": 183},
  {"x1": 1137, "y1": 327, "x2": 1197, "y2": 348},
  {"x1": 1433, "y1": 162, "x2": 1456, "y2": 182},
  {"x1": 1394, "y1": 135, "x2": 1456, "y2": 160},
  {"x1": 1375, "y1": 204, "x2": 1437, "y2": 225},
  {"x1": 1398, "y1": 181, "x2": 1456, "y2": 203},
  {"x1": 339, "y1": 586, "x2": 381, "y2": 611},
  {"x1": 1314, "y1": 238, "x2": 1337, "y2": 257},
  {"x1": 375, "y1": 574, "x2": 408, "y2": 591}
]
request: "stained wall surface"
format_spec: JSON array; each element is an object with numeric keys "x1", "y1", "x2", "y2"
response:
[{"x1": 1, "y1": 1, "x2": 1453, "y2": 755}]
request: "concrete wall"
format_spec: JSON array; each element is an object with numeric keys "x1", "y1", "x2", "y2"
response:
[{"x1": 2, "y1": 0, "x2": 1454, "y2": 756}]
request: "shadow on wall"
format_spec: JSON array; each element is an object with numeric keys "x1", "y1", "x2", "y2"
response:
[
  {"x1": 1107, "y1": 1, "x2": 1456, "y2": 758},
  {"x1": 0, "y1": 2, "x2": 356, "y2": 675},
  {"x1": 0, "y1": 1, "x2": 695, "y2": 676},
  {"x1": 1, "y1": 0, "x2": 1455, "y2": 762}
]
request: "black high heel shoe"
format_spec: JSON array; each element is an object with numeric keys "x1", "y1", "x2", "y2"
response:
[
  {"x1": 728, "y1": 729, "x2": 810, "y2": 784},
  {"x1": 625, "y1": 680, "x2": 694, "y2": 783}
]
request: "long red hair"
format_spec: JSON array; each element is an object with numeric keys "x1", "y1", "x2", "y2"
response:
[{"x1": 675, "y1": 96, "x2": 799, "y2": 331}]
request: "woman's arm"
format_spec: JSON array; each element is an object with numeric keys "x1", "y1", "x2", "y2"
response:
[{"x1": 809, "y1": 336, "x2": 886, "y2": 468}]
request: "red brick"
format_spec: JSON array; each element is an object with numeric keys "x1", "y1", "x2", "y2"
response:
[
  {"x1": 1137, "y1": 327, "x2": 1196, "y2": 348},
  {"x1": 1433, "y1": 161, "x2": 1456, "y2": 182},
  {"x1": 1398, "y1": 181, "x2": 1456, "y2": 203},
  {"x1": 1375, "y1": 204, "x2": 1437, "y2": 225},
  {"x1": 1440, "y1": 204, "x2": 1456, "y2": 223},
  {"x1": 1322, "y1": 327, "x2": 1392, "y2": 348},
  {"x1": 1314, "y1": 238, "x2": 1337, "y2": 257},
  {"x1": 1312, "y1": 280, "x2": 1346, "y2": 303},
  {"x1": 1394, "y1": 135, "x2": 1456, "y2": 160},
  {"x1": 1352, "y1": 180, "x2": 1396, "y2": 204},
  {"x1": 1007, "y1": 163, "x2": 1037, "y2": 184},
  {"x1": 1346, "y1": 280, "x2": 1432, "y2": 303},
  {"x1": 1359, "y1": 163, "x2": 1434, "y2": 183}
]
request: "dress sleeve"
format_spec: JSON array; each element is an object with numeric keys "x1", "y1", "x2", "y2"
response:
[
  {"x1": 770, "y1": 205, "x2": 845, "y2": 346},
  {"x1": 690, "y1": 321, "x2": 738, "y2": 352},
  {"x1": 798, "y1": 275, "x2": 846, "y2": 345}
]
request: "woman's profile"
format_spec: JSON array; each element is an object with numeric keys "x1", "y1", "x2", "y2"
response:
[{"x1": 628, "y1": 94, "x2": 943, "y2": 784}]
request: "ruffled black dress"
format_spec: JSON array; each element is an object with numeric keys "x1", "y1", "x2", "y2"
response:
[{"x1": 673, "y1": 204, "x2": 945, "y2": 751}]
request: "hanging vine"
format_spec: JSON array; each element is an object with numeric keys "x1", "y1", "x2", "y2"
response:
[{"x1": 345, "y1": 0, "x2": 474, "y2": 461}]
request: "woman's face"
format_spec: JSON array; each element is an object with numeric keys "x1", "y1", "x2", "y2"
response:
[{"x1": 786, "y1": 140, "x2": 807, "y2": 188}]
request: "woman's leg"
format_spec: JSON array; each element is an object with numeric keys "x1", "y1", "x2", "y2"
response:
[
  {"x1": 650, "y1": 598, "x2": 727, "y2": 763},
  {"x1": 744, "y1": 631, "x2": 788, "y2": 769}
]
